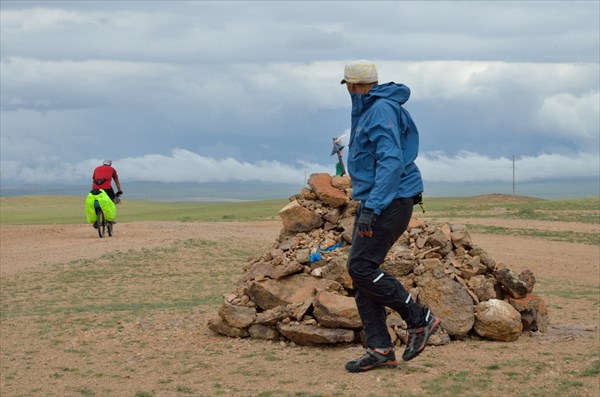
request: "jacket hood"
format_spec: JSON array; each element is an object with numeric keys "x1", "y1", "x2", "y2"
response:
[
  {"x1": 350, "y1": 82, "x2": 411, "y2": 117},
  {"x1": 368, "y1": 82, "x2": 411, "y2": 105}
]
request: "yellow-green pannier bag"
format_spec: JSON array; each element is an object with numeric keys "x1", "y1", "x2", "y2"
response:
[{"x1": 85, "y1": 189, "x2": 116, "y2": 223}]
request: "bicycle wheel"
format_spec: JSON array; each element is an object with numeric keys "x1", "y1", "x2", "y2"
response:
[
  {"x1": 97, "y1": 210, "x2": 105, "y2": 238},
  {"x1": 107, "y1": 220, "x2": 113, "y2": 237}
]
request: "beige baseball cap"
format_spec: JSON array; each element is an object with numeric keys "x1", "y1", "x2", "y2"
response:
[{"x1": 340, "y1": 60, "x2": 378, "y2": 84}]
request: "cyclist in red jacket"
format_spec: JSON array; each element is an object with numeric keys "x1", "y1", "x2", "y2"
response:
[{"x1": 92, "y1": 159, "x2": 123, "y2": 201}]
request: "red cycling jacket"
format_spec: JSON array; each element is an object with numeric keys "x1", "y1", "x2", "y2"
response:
[{"x1": 92, "y1": 165, "x2": 118, "y2": 190}]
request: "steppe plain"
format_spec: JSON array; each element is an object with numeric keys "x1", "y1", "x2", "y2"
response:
[{"x1": 1, "y1": 195, "x2": 598, "y2": 397}]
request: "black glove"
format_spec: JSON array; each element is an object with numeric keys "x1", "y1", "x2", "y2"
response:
[
  {"x1": 356, "y1": 207, "x2": 377, "y2": 237},
  {"x1": 116, "y1": 191, "x2": 123, "y2": 197}
]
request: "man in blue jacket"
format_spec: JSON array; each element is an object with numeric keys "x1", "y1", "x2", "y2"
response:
[{"x1": 341, "y1": 60, "x2": 441, "y2": 372}]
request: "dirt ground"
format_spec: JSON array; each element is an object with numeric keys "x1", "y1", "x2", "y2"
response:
[
  {"x1": 0, "y1": 221, "x2": 280, "y2": 276},
  {"x1": 1, "y1": 217, "x2": 599, "y2": 396}
]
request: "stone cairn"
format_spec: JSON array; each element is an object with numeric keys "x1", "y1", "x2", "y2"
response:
[{"x1": 208, "y1": 173, "x2": 549, "y2": 347}]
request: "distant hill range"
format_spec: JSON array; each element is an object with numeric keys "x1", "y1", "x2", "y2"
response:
[
  {"x1": 0, "y1": 178, "x2": 597, "y2": 202},
  {"x1": 0, "y1": 181, "x2": 304, "y2": 203}
]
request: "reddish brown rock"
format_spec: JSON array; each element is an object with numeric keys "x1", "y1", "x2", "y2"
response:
[
  {"x1": 331, "y1": 175, "x2": 352, "y2": 191},
  {"x1": 248, "y1": 324, "x2": 280, "y2": 340},
  {"x1": 218, "y1": 301, "x2": 256, "y2": 328},
  {"x1": 277, "y1": 323, "x2": 355, "y2": 345},
  {"x1": 308, "y1": 173, "x2": 348, "y2": 208},
  {"x1": 247, "y1": 274, "x2": 344, "y2": 311},
  {"x1": 207, "y1": 317, "x2": 249, "y2": 338},
  {"x1": 313, "y1": 291, "x2": 362, "y2": 329},
  {"x1": 507, "y1": 294, "x2": 548, "y2": 332},
  {"x1": 278, "y1": 200, "x2": 323, "y2": 232}
]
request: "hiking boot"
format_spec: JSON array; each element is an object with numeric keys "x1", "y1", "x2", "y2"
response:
[
  {"x1": 345, "y1": 347, "x2": 397, "y2": 373},
  {"x1": 402, "y1": 312, "x2": 441, "y2": 361}
]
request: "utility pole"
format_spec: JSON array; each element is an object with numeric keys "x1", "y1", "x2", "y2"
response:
[{"x1": 512, "y1": 155, "x2": 516, "y2": 196}]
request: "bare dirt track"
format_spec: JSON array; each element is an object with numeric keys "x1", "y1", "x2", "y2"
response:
[
  {"x1": 0, "y1": 221, "x2": 281, "y2": 276},
  {"x1": 1, "y1": 218, "x2": 599, "y2": 397}
]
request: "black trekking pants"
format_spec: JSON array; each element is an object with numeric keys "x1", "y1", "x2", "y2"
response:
[{"x1": 347, "y1": 198, "x2": 429, "y2": 349}]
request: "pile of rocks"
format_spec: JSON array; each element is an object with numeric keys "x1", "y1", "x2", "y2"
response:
[{"x1": 208, "y1": 173, "x2": 548, "y2": 347}]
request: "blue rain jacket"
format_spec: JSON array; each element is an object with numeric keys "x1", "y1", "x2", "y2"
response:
[{"x1": 347, "y1": 82, "x2": 423, "y2": 215}]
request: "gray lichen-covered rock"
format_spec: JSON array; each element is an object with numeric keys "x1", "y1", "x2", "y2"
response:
[
  {"x1": 468, "y1": 275, "x2": 498, "y2": 302},
  {"x1": 495, "y1": 267, "x2": 528, "y2": 299},
  {"x1": 474, "y1": 299, "x2": 523, "y2": 341},
  {"x1": 320, "y1": 253, "x2": 353, "y2": 290}
]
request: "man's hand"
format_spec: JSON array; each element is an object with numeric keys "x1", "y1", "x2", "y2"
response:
[
  {"x1": 356, "y1": 207, "x2": 377, "y2": 238},
  {"x1": 116, "y1": 191, "x2": 123, "y2": 197}
]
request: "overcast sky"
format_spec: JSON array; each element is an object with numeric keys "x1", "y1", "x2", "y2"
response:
[{"x1": 1, "y1": 0, "x2": 599, "y2": 188}]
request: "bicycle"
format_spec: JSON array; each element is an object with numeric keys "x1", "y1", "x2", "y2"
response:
[
  {"x1": 89, "y1": 191, "x2": 121, "y2": 238},
  {"x1": 94, "y1": 201, "x2": 111, "y2": 238}
]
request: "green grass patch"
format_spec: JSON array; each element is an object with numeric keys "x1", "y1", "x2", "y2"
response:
[
  {"x1": 465, "y1": 224, "x2": 599, "y2": 245},
  {"x1": 421, "y1": 369, "x2": 492, "y2": 396},
  {"x1": 135, "y1": 392, "x2": 154, "y2": 397},
  {"x1": 0, "y1": 195, "x2": 287, "y2": 225},
  {"x1": 423, "y1": 195, "x2": 599, "y2": 225},
  {"x1": 418, "y1": 357, "x2": 595, "y2": 397},
  {"x1": 537, "y1": 287, "x2": 600, "y2": 302},
  {"x1": 3, "y1": 194, "x2": 598, "y2": 226},
  {"x1": 175, "y1": 385, "x2": 195, "y2": 394},
  {"x1": 580, "y1": 360, "x2": 600, "y2": 377},
  {"x1": 422, "y1": 198, "x2": 536, "y2": 212}
]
